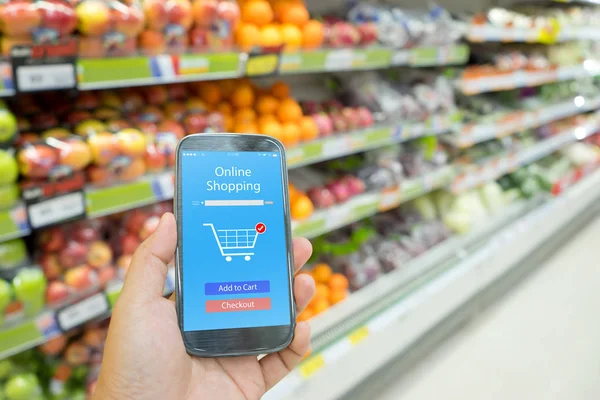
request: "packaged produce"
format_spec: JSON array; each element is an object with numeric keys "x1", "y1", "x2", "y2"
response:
[
  {"x1": 75, "y1": 0, "x2": 145, "y2": 57},
  {"x1": 189, "y1": 0, "x2": 240, "y2": 50},
  {"x1": 140, "y1": 0, "x2": 193, "y2": 54}
]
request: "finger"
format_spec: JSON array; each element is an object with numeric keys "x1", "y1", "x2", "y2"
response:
[
  {"x1": 294, "y1": 273, "x2": 314, "y2": 314},
  {"x1": 292, "y1": 237, "x2": 312, "y2": 274},
  {"x1": 121, "y1": 212, "x2": 177, "y2": 303},
  {"x1": 259, "y1": 322, "x2": 311, "y2": 391}
]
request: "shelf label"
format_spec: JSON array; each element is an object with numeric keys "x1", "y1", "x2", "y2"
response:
[
  {"x1": 298, "y1": 354, "x2": 325, "y2": 379},
  {"x1": 325, "y1": 49, "x2": 355, "y2": 71},
  {"x1": 537, "y1": 19, "x2": 561, "y2": 44},
  {"x1": 11, "y1": 39, "x2": 77, "y2": 93},
  {"x1": 57, "y1": 292, "x2": 109, "y2": 332},
  {"x1": 27, "y1": 191, "x2": 85, "y2": 229},
  {"x1": 246, "y1": 49, "x2": 281, "y2": 77},
  {"x1": 348, "y1": 326, "x2": 369, "y2": 345}
]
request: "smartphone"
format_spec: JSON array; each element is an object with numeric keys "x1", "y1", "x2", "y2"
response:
[{"x1": 174, "y1": 133, "x2": 296, "y2": 357}]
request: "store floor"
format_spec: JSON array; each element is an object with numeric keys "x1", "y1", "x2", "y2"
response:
[{"x1": 376, "y1": 216, "x2": 600, "y2": 400}]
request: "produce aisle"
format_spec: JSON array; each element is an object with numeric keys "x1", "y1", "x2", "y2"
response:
[{"x1": 373, "y1": 215, "x2": 600, "y2": 400}]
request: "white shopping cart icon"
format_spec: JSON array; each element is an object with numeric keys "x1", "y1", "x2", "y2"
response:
[{"x1": 203, "y1": 223, "x2": 263, "y2": 262}]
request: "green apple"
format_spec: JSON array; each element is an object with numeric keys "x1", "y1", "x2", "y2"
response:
[
  {"x1": 12, "y1": 268, "x2": 46, "y2": 317},
  {"x1": 0, "y1": 150, "x2": 18, "y2": 185},
  {"x1": 0, "y1": 239, "x2": 27, "y2": 273},
  {"x1": 0, "y1": 359, "x2": 14, "y2": 380},
  {"x1": 0, "y1": 109, "x2": 17, "y2": 145},
  {"x1": 0, "y1": 184, "x2": 19, "y2": 210},
  {"x1": 0, "y1": 279, "x2": 12, "y2": 325},
  {"x1": 4, "y1": 374, "x2": 42, "y2": 400}
]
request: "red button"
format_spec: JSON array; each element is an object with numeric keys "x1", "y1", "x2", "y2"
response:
[{"x1": 206, "y1": 298, "x2": 271, "y2": 313}]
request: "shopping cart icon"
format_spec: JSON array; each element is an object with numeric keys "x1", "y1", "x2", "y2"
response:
[{"x1": 203, "y1": 223, "x2": 260, "y2": 262}]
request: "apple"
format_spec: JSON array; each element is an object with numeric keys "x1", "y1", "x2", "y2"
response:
[
  {"x1": 206, "y1": 112, "x2": 225, "y2": 131},
  {"x1": 76, "y1": 92, "x2": 100, "y2": 110},
  {"x1": 163, "y1": 102, "x2": 187, "y2": 121},
  {"x1": 59, "y1": 139, "x2": 92, "y2": 171},
  {"x1": 58, "y1": 241, "x2": 89, "y2": 269},
  {"x1": 39, "y1": 227, "x2": 65, "y2": 252},
  {"x1": 120, "y1": 234, "x2": 141, "y2": 255},
  {"x1": 83, "y1": 326, "x2": 107, "y2": 348},
  {"x1": 116, "y1": 128, "x2": 146, "y2": 157},
  {"x1": 0, "y1": 238, "x2": 28, "y2": 270},
  {"x1": 307, "y1": 186, "x2": 336, "y2": 208},
  {"x1": 216, "y1": 0, "x2": 239, "y2": 25},
  {"x1": 145, "y1": 143, "x2": 167, "y2": 172},
  {"x1": 88, "y1": 133, "x2": 119, "y2": 166},
  {"x1": 118, "y1": 157, "x2": 146, "y2": 181},
  {"x1": 327, "y1": 22, "x2": 360, "y2": 47},
  {"x1": 0, "y1": 150, "x2": 18, "y2": 184},
  {"x1": 75, "y1": 119, "x2": 107, "y2": 136},
  {"x1": 138, "y1": 29, "x2": 166, "y2": 55},
  {"x1": 121, "y1": 90, "x2": 144, "y2": 112},
  {"x1": 12, "y1": 268, "x2": 47, "y2": 317},
  {"x1": 87, "y1": 241, "x2": 113, "y2": 269},
  {"x1": 0, "y1": 108, "x2": 17, "y2": 145},
  {"x1": 64, "y1": 265, "x2": 95, "y2": 291},
  {"x1": 97, "y1": 266, "x2": 117, "y2": 286},
  {"x1": 357, "y1": 22, "x2": 378, "y2": 45},
  {"x1": 158, "y1": 119, "x2": 186, "y2": 139},
  {"x1": 31, "y1": 113, "x2": 59, "y2": 130},
  {"x1": 75, "y1": 0, "x2": 111, "y2": 36},
  {"x1": 39, "y1": 254, "x2": 62, "y2": 280},
  {"x1": 189, "y1": 26, "x2": 209, "y2": 48},
  {"x1": 0, "y1": 279, "x2": 12, "y2": 325},
  {"x1": 136, "y1": 121, "x2": 159, "y2": 135},
  {"x1": 144, "y1": 86, "x2": 169, "y2": 106},
  {"x1": 106, "y1": 119, "x2": 131, "y2": 133},
  {"x1": 312, "y1": 113, "x2": 334, "y2": 136},
  {"x1": 139, "y1": 105, "x2": 164, "y2": 122},
  {"x1": 45, "y1": 281, "x2": 70, "y2": 306},
  {"x1": 139, "y1": 215, "x2": 160, "y2": 240},
  {"x1": 87, "y1": 165, "x2": 116, "y2": 185},
  {"x1": 183, "y1": 113, "x2": 208, "y2": 134},
  {"x1": 326, "y1": 180, "x2": 351, "y2": 203},
  {"x1": 17, "y1": 144, "x2": 59, "y2": 178},
  {"x1": 64, "y1": 342, "x2": 91, "y2": 366},
  {"x1": 340, "y1": 175, "x2": 366, "y2": 196},
  {"x1": 66, "y1": 110, "x2": 92, "y2": 126},
  {"x1": 40, "y1": 0, "x2": 77, "y2": 37},
  {"x1": 143, "y1": 0, "x2": 168, "y2": 30},
  {"x1": 94, "y1": 106, "x2": 121, "y2": 120},
  {"x1": 0, "y1": 184, "x2": 19, "y2": 210},
  {"x1": 341, "y1": 107, "x2": 360, "y2": 130},
  {"x1": 125, "y1": 209, "x2": 148, "y2": 234},
  {"x1": 4, "y1": 373, "x2": 43, "y2": 400},
  {"x1": 192, "y1": 0, "x2": 218, "y2": 28},
  {"x1": 71, "y1": 222, "x2": 100, "y2": 243},
  {"x1": 0, "y1": 2, "x2": 42, "y2": 37},
  {"x1": 39, "y1": 334, "x2": 67, "y2": 356},
  {"x1": 112, "y1": 4, "x2": 145, "y2": 37},
  {"x1": 186, "y1": 96, "x2": 209, "y2": 112},
  {"x1": 0, "y1": 359, "x2": 15, "y2": 380},
  {"x1": 329, "y1": 112, "x2": 348, "y2": 132},
  {"x1": 167, "y1": 0, "x2": 193, "y2": 29},
  {"x1": 356, "y1": 106, "x2": 374, "y2": 127}
]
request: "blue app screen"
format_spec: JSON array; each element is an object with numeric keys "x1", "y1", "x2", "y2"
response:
[{"x1": 181, "y1": 150, "x2": 291, "y2": 331}]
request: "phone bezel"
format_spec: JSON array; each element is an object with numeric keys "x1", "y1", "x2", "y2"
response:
[{"x1": 174, "y1": 133, "x2": 296, "y2": 357}]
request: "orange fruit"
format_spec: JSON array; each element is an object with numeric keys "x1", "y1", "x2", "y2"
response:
[
  {"x1": 234, "y1": 107, "x2": 257, "y2": 122},
  {"x1": 259, "y1": 120, "x2": 282, "y2": 139},
  {"x1": 329, "y1": 290, "x2": 347, "y2": 305},
  {"x1": 218, "y1": 80, "x2": 237, "y2": 100},
  {"x1": 312, "y1": 263, "x2": 332, "y2": 284},
  {"x1": 216, "y1": 102, "x2": 233, "y2": 115},
  {"x1": 198, "y1": 82, "x2": 222, "y2": 105},
  {"x1": 256, "y1": 95, "x2": 279, "y2": 115},
  {"x1": 223, "y1": 114, "x2": 234, "y2": 131},
  {"x1": 272, "y1": 0, "x2": 291, "y2": 21},
  {"x1": 231, "y1": 84, "x2": 255, "y2": 108},
  {"x1": 296, "y1": 308, "x2": 313, "y2": 322},
  {"x1": 278, "y1": 98, "x2": 303, "y2": 122},
  {"x1": 257, "y1": 114, "x2": 278, "y2": 126},
  {"x1": 280, "y1": 2, "x2": 308, "y2": 26},
  {"x1": 234, "y1": 122, "x2": 259, "y2": 134},
  {"x1": 280, "y1": 23, "x2": 302, "y2": 50},
  {"x1": 241, "y1": 0, "x2": 273, "y2": 26},
  {"x1": 311, "y1": 299, "x2": 330, "y2": 315},
  {"x1": 291, "y1": 194, "x2": 313, "y2": 220},
  {"x1": 329, "y1": 273, "x2": 349, "y2": 292},
  {"x1": 280, "y1": 121, "x2": 301, "y2": 147},
  {"x1": 302, "y1": 19, "x2": 324, "y2": 49},
  {"x1": 314, "y1": 283, "x2": 330, "y2": 302},
  {"x1": 271, "y1": 81, "x2": 290, "y2": 99},
  {"x1": 235, "y1": 23, "x2": 261, "y2": 51},
  {"x1": 259, "y1": 24, "x2": 283, "y2": 47},
  {"x1": 288, "y1": 182, "x2": 300, "y2": 203},
  {"x1": 299, "y1": 116, "x2": 318, "y2": 141}
]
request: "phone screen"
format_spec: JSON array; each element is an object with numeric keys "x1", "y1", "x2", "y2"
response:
[{"x1": 180, "y1": 150, "x2": 291, "y2": 332}]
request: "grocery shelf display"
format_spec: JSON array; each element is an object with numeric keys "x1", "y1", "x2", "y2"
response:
[{"x1": 1, "y1": 0, "x2": 600, "y2": 398}]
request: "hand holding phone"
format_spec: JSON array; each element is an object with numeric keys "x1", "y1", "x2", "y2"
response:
[{"x1": 175, "y1": 134, "x2": 297, "y2": 357}]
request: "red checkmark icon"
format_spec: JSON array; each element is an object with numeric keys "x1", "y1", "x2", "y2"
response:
[{"x1": 255, "y1": 223, "x2": 266, "y2": 234}]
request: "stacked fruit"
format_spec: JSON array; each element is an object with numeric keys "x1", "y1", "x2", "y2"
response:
[
  {"x1": 307, "y1": 174, "x2": 366, "y2": 210},
  {"x1": 288, "y1": 182, "x2": 313, "y2": 221},
  {"x1": 37, "y1": 219, "x2": 117, "y2": 308},
  {"x1": 0, "y1": 149, "x2": 19, "y2": 210},
  {"x1": 296, "y1": 263, "x2": 348, "y2": 321},
  {"x1": 139, "y1": 0, "x2": 193, "y2": 54},
  {"x1": 189, "y1": 0, "x2": 240, "y2": 49},
  {"x1": 301, "y1": 99, "x2": 375, "y2": 137},
  {"x1": 75, "y1": 0, "x2": 145, "y2": 57},
  {"x1": 0, "y1": 239, "x2": 47, "y2": 325},
  {"x1": 234, "y1": 0, "x2": 323, "y2": 51}
]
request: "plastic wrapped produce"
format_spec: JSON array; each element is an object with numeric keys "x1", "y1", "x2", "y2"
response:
[{"x1": 140, "y1": 0, "x2": 193, "y2": 54}]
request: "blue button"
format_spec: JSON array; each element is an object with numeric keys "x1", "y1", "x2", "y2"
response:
[{"x1": 205, "y1": 281, "x2": 270, "y2": 295}]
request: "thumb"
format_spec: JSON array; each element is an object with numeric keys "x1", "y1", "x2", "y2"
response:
[{"x1": 121, "y1": 212, "x2": 177, "y2": 303}]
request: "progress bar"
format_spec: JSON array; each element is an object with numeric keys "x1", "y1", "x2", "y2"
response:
[{"x1": 204, "y1": 200, "x2": 270, "y2": 206}]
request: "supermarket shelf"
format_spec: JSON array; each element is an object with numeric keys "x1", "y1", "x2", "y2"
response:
[
  {"x1": 450, "y1": 116, "x2": 600, "y2": 193},
  {"x1": 292, "y1": 166, "x2": 456, "y2": 239},
  {"x1": 266, "y1": 164, "x2": 600, "y2": 400},
  {"x1": 0, "y1": 119, "x2": 457, "y2": 242},
  {"x1": 0, "y1": 44, "x2": 469, "y2": 95},
  {"x1": 446, "y1": 95, "x2": 600, "y2": 148},
  {"x1": 467, "y1": 24, "x2": 600, "y2": 43},
  {"x1": 0, "y1": 268, "x2": 175, "y2": 361},
  {"x1": 458, "y1": 61, "x2": 600, "y2": 95}
]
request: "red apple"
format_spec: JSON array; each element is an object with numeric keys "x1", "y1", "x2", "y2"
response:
[
  {"x1": 357, "y1": 22, "x2": 378, "y2": 45},
  {"x1": 71, "y1": 223, "x2": 100, "y2": 243},
  {"x1": 191, "y1": 0, "x2": 218, "y2": 28},
  {"x1": 125, "y1": 209, "x2": 149, "y2": 235},
  {"x1": 120, "y1": 234, "x2": 141, "y2": 255},
  {"x1": 39, "y1": 227, "x2": 66, "y2": 252},
  {"x1": 143, "y1": 0, "x2": 168, "y2": 30},
  {"x1": 64, "y1": 265, "x2": 95, "y2": 291},
  {"x1": 40, "y1": 253, "x2": 63, "y2": 281},
  {"x1": 87, "y1": 241, "x2": 113, "y2": 269},
  {"x1": 183, "y1": 113, "x2": 208, "y2": 134},
  {"x1": 158, "y1": 119, "x2": 186, "y2": 139},
  {"x1": 216, "y1": 0, "x2": 239, "y2": 24},
  {"x1": 340, "y1": 175, "x2": 366, "y2": 196},
  {"x1": 144, "y1": 86, "x2": 169, "y2": 106},
  {"x1": 356, "y1": 106, "x2": 374, "y2": 127},
  {"x1": 112, "y1": 4, "x2": 145, "y2": 37},
  {"x1": 39, "y1": 0, "x2": 77, "y2": 36},
  {"x1": 341, "y1": 107, "x2": 360, "y2": 130},
  {"x1": 312, "y1": 113, "x2": 334, "y2": 136},
  {"x1": 45, "y1": 281, "x2": 70, "y2": 306},
  {"x1": 58, "y1": 241, "x2": 89, "y2": 269},
  {"x1": 17, "y1": 145, "x2": 59, "y2": 178},
  {"x1": 329, "y1": 112, "x2": 348, "y2": 132},
  {"x1": 326, "y1": 180, "x2": 351, "y2": 203},
  {"x1": 307, "y1": 186, "x2": 336, "y2": 208},
  {"x1": 145, "y1": 143, "x2": 167, "y2": 172},
  {"x1": 167, "y1": 0, "x2": 193, "y2": 29},
  {"x1": 97, "y1": 266, "x2": 116, "y2": 286},
  {"x1": 0, "y1": 1, "x2": 42, "y2": 36},
  {"x1": 40, "y1": 334, "x2": 67, "y2": 356}
]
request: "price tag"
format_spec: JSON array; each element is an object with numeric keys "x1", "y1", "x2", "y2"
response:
[
  {"x1": 391, "y1": 49, "x2": 410, "y2": 66},
  {"x1": 325, "y1": 49, "x2": 354, "y2": 71},
  {"x1": 56, "y1": 292, "x2": 109, "y2": 332},
  {"x1": 27, "y1": 191, "x2": 85, "y2": 229},
  {"x1": 299, "y1": 354, "x2": 325, "y2": 379},
  {"x1": 245, "y1": 52, "x2": 281, "y2": 77},
  {"x1": 11, "y1": 39, "x2": 77, "y2": 93},
  {"x1": 348, "y1": 326, "x2": 369, "y2": 345}
]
